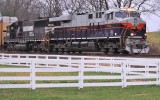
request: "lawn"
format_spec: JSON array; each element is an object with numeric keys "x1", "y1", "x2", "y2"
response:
[
  {"x1": 147, "y1": 32, "x2": 160, "y2": 45},
  {"x1": 0, "y1": 86, "x2": 160, "y2": 100},
  {"x1": 147, "y1": 32, "x2": 160, "y2": 54},
  {"x1": 0, "y1": 65, "x2": 159, "y2": 100}
]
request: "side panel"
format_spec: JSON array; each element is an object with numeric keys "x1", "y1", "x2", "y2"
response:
[{"x1": 53, "y1": 23, "x2": 124, "y2": 40}]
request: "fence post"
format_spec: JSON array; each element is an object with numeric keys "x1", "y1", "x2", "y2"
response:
[
  {"x1": 30, "y1": 60, "x2": 36, "y2": 90},
  {"x1": 17, "y1": 55, "x2": 20, "y2": 65},
  {"x1": 79, "y1": 57, "x2": 84, "y2": 89},
  {"x1": 57, "y1": 55, "x2": 60, "y2": 68},
  {"x1": 45, "y1": 55, "x2": 48, "y2": 67},
  {"x1": 158, "y1": 62, "x2": 160, "y2": 86},
  {"x1": 96, "y1": 57, "x2": 99, "y2": 72},
  {"x1": 2, "y1": 54, "x2": 4, "y2": 59},
  {"x1": 121, "y1": 62, "x2": 127, "y2": 88},
  {"x1": 145, "y1": 65, "x2": 149, "y2": 75},
  {"x1": 127, "y1": 59, "x2": 129, "y2": 75},
  {"x1": 111, "y1": 58, "x2": 114, "y2": 73},
  {"x1": 0, "y1": 54, "x2": 4, "y2": 64},
  {"x1": 69, "y1": 57, "x2": 71, "y2": 68},
  {"x1": 9, "y1": 55, "x2": 11, "y2": 59}
]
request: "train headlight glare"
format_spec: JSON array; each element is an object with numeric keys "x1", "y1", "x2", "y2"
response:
[
  {"x1": 121, "y1": 8, "x2": 136, "y2": 12},
  {"x1": 131, "y1": 33, "x2": 134, "y2": 36},
  {"x1": 144, "y1": 33, "x2": 147, "y2": 36},
  {"x1": 115, "y1": 33, "x2": 117, "y2": 36}
]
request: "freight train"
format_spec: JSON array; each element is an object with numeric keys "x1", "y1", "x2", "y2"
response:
[{"x1": 4, "y1": 8, "x2": 149, "y2": 54}]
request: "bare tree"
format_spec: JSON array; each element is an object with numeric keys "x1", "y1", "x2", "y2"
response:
[
  {"x1": 85, "y1": 0, "x2": 106, "y2": 11},
  {"x1": 0, "y1": 0, "x2": 35, "y2": 20},
  {"x1": 0, "y1": 0, "x2": 63, "y2": 19},
  {"x1": 84, "y1": 0, "x2": 158, "y2": 15},
  {"x1": 62, "y1": 0, "x2": 86, "y2": 14},
  {"x1": 39, "y1": 0, "x2": 62, "y2": 17},
  {"x1": 104, "y1": 0, "x2": 109, "y2": 10},
  {"x1": 0, "y1": 0, "x2": 159, "y2": 20}
]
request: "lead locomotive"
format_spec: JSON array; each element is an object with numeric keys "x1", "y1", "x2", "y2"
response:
[{"x1": 4, "y1": 8, "x2": 149, "y2": 54}]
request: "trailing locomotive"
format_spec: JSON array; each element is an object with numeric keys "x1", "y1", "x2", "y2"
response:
[
  {"x1": 0, "y1": 16, "x2": 17, "y2": 47},
  {"x1": 4, "y1": 8, "x2": 149, "y2": 54}
]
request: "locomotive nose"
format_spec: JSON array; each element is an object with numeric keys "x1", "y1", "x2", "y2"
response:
[
  {"x1": 120, "y1": 17, "x2": 146, "y2": 37},
  {"x1": 121, "y1": 17, "x2": 145, "y2": 29}
]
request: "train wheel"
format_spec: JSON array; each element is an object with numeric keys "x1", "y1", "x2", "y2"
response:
[
  {"x1": 55, "y1": 48, "x2": 58, "y2": 53},
  {"x1": 122, "y1": 50, "x2": 129, "y2": 54},
  {"x1": 72, "y1": 51, "x2": 75, "y2": 53},
  {"x1": 104, "y1": 48, "x2": 109, "y2": 54},
  {"x1": 67, "y1": 51, "x2": 70, "y2": 54},
  {"x1": 113, "y1": 48, "x2": 119, "y2": 54},
  {"x1": 34, "y1": 49, "x2": 37, "y2": 52},
  {"x1": 62, "y1": 48, "x2": 65, "y2": 53},
  {"x1": 58, "y1": 48, "x2": 64, "y2": 54}
]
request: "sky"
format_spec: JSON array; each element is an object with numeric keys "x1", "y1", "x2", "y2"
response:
[{"x1": 142, "y1": 14, "x2": 160, "y2": 32}]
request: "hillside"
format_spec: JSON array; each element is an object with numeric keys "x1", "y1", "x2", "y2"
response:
[{"x1": 147, "y1": 32, "x2": 160, "y2": 54}]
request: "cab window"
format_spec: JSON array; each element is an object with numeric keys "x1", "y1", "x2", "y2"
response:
[
  {"x1": 115, "y1": 11, "x2": 140, "y2": 18},
  {"x1": 106, "y1": 12, "x2": 113, "y2": 20},
  {"x1": 96, "y1": 12, "x2": 104, "y2": 18},
  {"x1": 130, "y1": 12, "x2": 140, "y2": 18},
  {"x1": 115, "y1": 12, "x2": 128, "y2": 18},
  {"x1": 88, "y1": 14, "x2": 93, "y2": 19}
]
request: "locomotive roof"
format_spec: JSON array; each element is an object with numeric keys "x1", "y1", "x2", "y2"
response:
[
  {"x1": 22, "y1": 18, "x2": 48, "y2": 22},
  {"x1": 49, "y1": 15, "x2": 72, "y2": 22},
  {"x1": 49, "y1": 8, "x2": 138, "y2": 23},
  {"x1": 34, "y1": 18, "x2": 49, "y2": 22}
]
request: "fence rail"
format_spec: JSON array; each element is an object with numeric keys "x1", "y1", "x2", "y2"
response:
[{"x1": 0, "y1": 53, "x2": 159, "y2": 89}]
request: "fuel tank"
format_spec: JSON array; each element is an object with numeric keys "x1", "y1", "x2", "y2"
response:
[{"x1": 14, "y1": 44, "x2": 27, "y2": 51}]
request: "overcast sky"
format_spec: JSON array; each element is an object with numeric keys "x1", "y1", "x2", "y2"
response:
[{"x1": 142, "y1": 14, "x2": 160, "y2": 32}]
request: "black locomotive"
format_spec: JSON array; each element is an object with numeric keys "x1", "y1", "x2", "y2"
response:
[{"x1": 4, "y1": 8, "x2": 149, "y2": 54}]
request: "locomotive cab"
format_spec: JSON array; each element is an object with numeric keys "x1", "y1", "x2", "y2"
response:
[
  {"x1": 103, "y1": 8, "x2": 149, "y2": 54},
  {"x1": 111, "y1": 8, "x2": 149, "y2": 54}
]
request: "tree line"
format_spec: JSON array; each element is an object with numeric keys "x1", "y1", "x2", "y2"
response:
[{"x1": 0, "y1": 0, "x2": 159, "y2": 20}]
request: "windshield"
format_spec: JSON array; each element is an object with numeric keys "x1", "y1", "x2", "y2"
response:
[
  {"x1": 115, "y1": 11, "x2": 140, "y2": 18},
  {"x1": 115, "y1": 12, "x2": 128, "y2": 18},
  {"x1": 130, "y1": 12, "x2": 140, "y2": 17}
]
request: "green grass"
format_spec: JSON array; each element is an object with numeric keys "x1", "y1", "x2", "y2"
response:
[
  {"x1": 0, "y1": 71, "x2": 121, "y2": 84},
  {"x1": 0, "y1": 65, "x2": 159, "y2": 100},
  {"x1": 147, "y1": 32, "x2": 160, "y2": 45},
  {"x1": 0, "y1": 64, "x2": 28, "y2": 68},
  {"x1": 0, "y1": 64, "x2": 122, "y2": 84},
  {"x1": 0, "y1": 86, "x2": 160, "y2": 100},
  {"x1": 147, "y1": 32, "x2": 160, "y2": 54}
]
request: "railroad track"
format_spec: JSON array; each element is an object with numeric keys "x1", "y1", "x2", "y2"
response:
[{"x1": 0, "y1": 51, "x2": 159, "y2": 58}]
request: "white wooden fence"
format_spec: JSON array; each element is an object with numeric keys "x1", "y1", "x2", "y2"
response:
[{"x1": 0, "y1": 53, "x2": 159, "y2": 89}]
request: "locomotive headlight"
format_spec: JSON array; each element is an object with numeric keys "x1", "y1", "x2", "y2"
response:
[
  {"x1": 131, "y1": 33, "x2": 134, "y2": 36},
  {"x1": 121, "y1": 8, "x2": 136, "y2": 12},
  {"x1": 144, "y1": 33, "x2": 147, "y2": 37},
  {"x1": 127, "y1": 8, "x2": 136, "y2": 12},
  {"x1": 115, "y1": 33, "x2": 117, "y2": 36}
]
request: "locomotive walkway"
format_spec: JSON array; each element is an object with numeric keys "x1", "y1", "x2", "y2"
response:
[{"x1": 0, "y1": 53, "x2": 159, "y2": 89}]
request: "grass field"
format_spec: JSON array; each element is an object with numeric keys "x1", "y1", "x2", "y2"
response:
[
  {"x1": 147, "y1": 32, "x2": 160, "y2": 54},
  {"x1": 147, "y1": 32, "x2": 160, "y2": 45},
  {"x1": 0, "y1": 86, "x2": 160, "y2": 100},
  {"x1": 0, "y1": 65, "x2": 160, "y2": 100}
]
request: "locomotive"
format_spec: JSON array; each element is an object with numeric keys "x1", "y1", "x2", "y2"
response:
[
  {"x1": 4, "y1": 8, "x2": 149, "y2": 54},
  {"x1": 0, "y1": 16, "x2": 17, "y2": 47}
]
